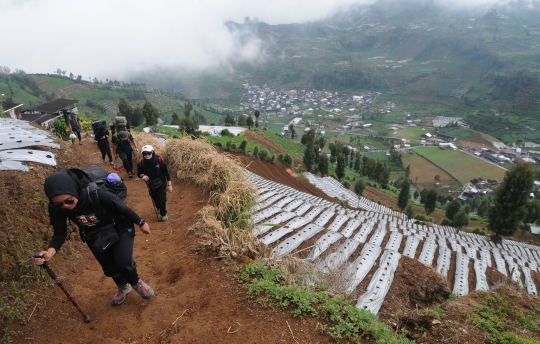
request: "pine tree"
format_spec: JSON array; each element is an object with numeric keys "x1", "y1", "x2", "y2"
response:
[
  {"x1": 246, "y1": 116, "x2": 254, "y2": 129},
  {"x1": 406, "y1": 204, "x2": 415, "y2": 219},
  {"x1": 354, "y1": 180, "x2": 365, "y2": 198},
  {"x1": 254, "y1": 110, "x2": 260, "y2": 128},
  {"x1": 142, "y1": 101, "x2": 159, "y2": 126},
  {"x1": 488, "y1": 162, "x2": 535, "y2": 238},
  {"x1": 224, "y1": 111, "x2": 235, "y2": 126},
  {"x1": 118, "y1": 97, "x2": 133, "y2": 123},
  {"x1": 397, "y1": 179, "x2": 411, "y2": 211},
  {"x1": 452, "y1": 209, "x2": 469, "y2": 231},
  {"x1": 336, "y1": 153, "x2": 346, "y2": 180}
]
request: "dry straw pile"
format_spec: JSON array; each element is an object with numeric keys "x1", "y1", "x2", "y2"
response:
[{"x1": 161, "y1": 136, "x2": 261, "y2": 258}]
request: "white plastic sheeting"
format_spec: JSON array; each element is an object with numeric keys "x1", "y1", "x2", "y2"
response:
[
  {"x1": 418, "y1": 239, "x2": 437, "y2": 266},
  {"x1": 327, "y1": 215, "x2": 349, "y2": 232},
  {"x1": 473, "y1": 259, "x2": 489, "y2": 292},
  {"x1": 368, "y1": 228, "x2": 387, "y2": 247},
  {"x1": 436, "y1": 246, "x2": 451, "y2": 277},
  {"x1": 315, "y1": 239, "x2": 360, "y2": 273},
  {"x1": 453, "y1": 252, "x2": 470, "y2": 296},
  {"x1": 355, "y1": 250, "x2": 401, "y2": 315},
  {"x1": 341, "y1": 218, "x2": 362, "y2": 238},
  {"x1": 521, "y1": 266, "x2": 538, "y2": 296},
  {"x1": 402, "y1": 235, "x2": 420, "y2": 259},
  {"x1": 0, "y1": 149, "x2": 57, "y2": 167},
  {"x1": 271, "y1": 224, "x2": 324, "y2": 256},
  {"x1": 260, "y1": 216, "x2": 311, "y2": 245},
  {"x1": 0, "y1": 160, "x2": 30, "y2": 171},
  {"x1": 314, "y1": 209, "x2": 336, "y2": 227},
  {"x1": 303, "y1": 207, "x2": 325, "y2": 222},
  {"x1": 283, "y1": 199, "x2": 303, "y2": 212},
  {"x1": 307, "y1": 232, "x2": 342, "y2": 262},
  {"x1": 492, "y1": 250, "x2": 507, "y2": 276},
  {"x1": 352, "y1": 221, "x2": 375, "y2": 243},
  {"x1": 252, "y1": 211, "x2": 296, "y2": 236},
  {"x1": 343, "y1": 243, "x2": 382, "y2": 293},
  {"x1": 294, "y1": 203, "x2": 312, "y2": 216},
  {"x1": 251, "y1": 206, "x2": 281, "y2": 224},
  {"x1": 385, "y1": 232, "x2": 403, "y2": 252}
]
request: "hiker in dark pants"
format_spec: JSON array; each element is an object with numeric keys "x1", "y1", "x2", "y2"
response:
[
  {"x1": 112, "y1": 130, "x2": 138, "y2": 178},
  {"x1": 33, "y1": 169, "x2": 154, "y2": 306},
  {"x1": 97, "y1": 121, "x2": 113, "y2": 165},
  {"x1": 137, "y1": 145, "x2": 172, "y2": 222},
  {"x1": 68, "y1": 112, "x2": 83, "y2": 145}
]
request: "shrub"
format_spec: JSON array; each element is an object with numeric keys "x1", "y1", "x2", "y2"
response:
[
  {"x1": 258, "y1": 149, "x2": 268, "y2": 161},
  {"x1": 253, "y1": 146, "x2": 259, "y2": 157},
  {"x1": 277, "y1": 153, "x2": 293, "y2": 168},
  {"x1": 214, "y1": 142, "x2": 222, "y2": 147},
  {"x1": 472, "y1": 226, "x2": 487, "y2": 235},
  {"x1": 220, "y1": 128, "x2": 234, "y2": 137},
  {"x1": 231, "y1": 143, "x2": 237, "y2": 151},
  {"x1": 342, "y1": 180, "x2": 351, "y2": 189},
  {"x1": 440, "y1": 218, "x2": 452, "y2": 226},
  {"x1": 239, "y1": 140, "x2": 248, "y2": 154},
  {"x1": 415, "y1": 214, "x2": 434, "y2": 222}
]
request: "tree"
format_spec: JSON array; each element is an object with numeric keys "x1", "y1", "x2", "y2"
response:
[
  {"x1": 424, "y1": 189, "x2": 438, "y2": 215},
  {"x1": 302, "y1": 128, "x2": 317, "y2": 171},
  {"x1": 434, "y1": 175, "x2": 441, "y2": 182},
  {"x1": 118, "y1": 97, "x2": 133, "y2": 122},
  {"x1": 254, "y1": 110, "x2": 260, "y2": 128},
  {"x1": 289, "y1": 124, "x2": 296, "y2": 140},
  {"x1": 405, "y1": 165, "x2": 411, "y2": 178},
  {"x1": 354, "y1": 180, "x2": 366, "y2": 198},
  {"x1": 224, "y1": 111, "x2": 235, "y2": 126},
  {"x1": 445, "y1": 199, "x2": 462, "y2": 220},
  {"x1": 397, "y1": 179, "x2": 411, "y2": 211},
  {"x1": 131, "y1": 104, "x2": 144, "y2": 127},
  {"x1": 142, "y1": 101, "x2": 159, "y2": 126},
  {"x1": 414, "y1": 190, "x2": 420, "y2": 199},
  {"x1": 452, "y1": 209, "x2": 469, "y2": 231},
  {"x1": 488, "y1": 162, "x2": 535, "y2": 238},
  {"x1": 171, "y1": 111, "x2": 180, "y2": 125},
  {"x1": 420, "y1": 188, "x2": 428, "y2": 204},
  {"x1": 184, "y1": 101, "x2": 193, "y2": 118},
  {"x1": 246, "y1": 116, "x2": 254, "y2": 129},
  {"x1": 406, "y1": 204, "x2": 415, "y2": 219},
  {"x1": 336, "y1": 153, "x2": 346, "y2": 180},
  {"x1": 318, "y1": 154, "x2": 329, "y2": 176},
  {"x1": 237, "y1": 114, "x2": 247, "y2": 126}
]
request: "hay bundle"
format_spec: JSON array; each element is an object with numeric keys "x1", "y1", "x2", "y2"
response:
[
  {"x1": 165, "y1": 137, "x2": 259, "y2": 257},
  {"x1": 132, "y1": 132, "x2": 166, "y2": 161}
]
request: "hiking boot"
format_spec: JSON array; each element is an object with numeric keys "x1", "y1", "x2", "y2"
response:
[
  {"x1": 134, "y1": 279, "x2": 154, "y2": 300},
  {"x1": 128, "y1": 172, "x2": 133, "y2": 178},
  {"x1": 158, "y1": 215, "x2": 168, "y2": 222},
  {"x1": 112, "y1": 283, "x2": 132, "y2": 306},
  {"x1": 109, "y1": 161, "x2": 114, "y2": 165},
  {"x1": 103, "y1": 159, "x2": 107, "y2": 163}
]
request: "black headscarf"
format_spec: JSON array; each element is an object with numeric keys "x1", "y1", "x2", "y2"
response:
[{"x1": 44, "y1": 169, "x2": 90, "y2": 211}]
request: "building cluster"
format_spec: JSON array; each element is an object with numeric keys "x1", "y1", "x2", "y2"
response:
[
  {"x1": 460, "y1": 178, "x2": 499, "y2": 199},
  {"x1": 238, "y1": 84, "x2": 380, "y2": 117}
]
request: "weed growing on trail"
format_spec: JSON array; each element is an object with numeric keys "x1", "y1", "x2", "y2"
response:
[{"x1": 240, "y1": 262, "x2": 413, "y2": 343}]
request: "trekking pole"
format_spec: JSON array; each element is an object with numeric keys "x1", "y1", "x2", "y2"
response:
[
  {"x1": 146, "y1": 182, "x2": 160, "y2": 220},
  {"x1": 33, "y1": 254, "x2": 91, "y2": 323}
]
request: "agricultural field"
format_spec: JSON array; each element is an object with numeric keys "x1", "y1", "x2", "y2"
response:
[
  {"x1": 402, "y1": 153, "x2": 459, "y2": 190},
  {"x1": 413, "y1": 146, "x2": 506, "y2": 184},
  {"x1": 396, "y1": 126, "x2": 430, "y2": 139},
  {"x1": 41, "y1": 75, "x2": 75, "y2": 88}
]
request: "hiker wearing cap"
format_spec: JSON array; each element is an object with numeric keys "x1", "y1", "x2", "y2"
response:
[
  {"x1": 68, "y1": 112, "x2": 83, "y2": 145},
  {"x1": 112, "y1": 130, "x2": 138, "y2": 178},
  {"x1": 33, "y1": 169, "x2": 155, "y2": 306},
  {"x1": 137, "y1": 145, "x2": 172, "y2": 222},
  {"x1": 97, "y1": 121, "x2": 113, "y2": 165}
]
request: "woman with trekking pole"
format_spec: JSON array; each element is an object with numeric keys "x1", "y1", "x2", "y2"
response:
[
  {"x1": 137, "y1": 145, "x2": 172, "y2": 222},
  {"x1": 33, "y1": 169, "x2": 155, "y2": 306}
]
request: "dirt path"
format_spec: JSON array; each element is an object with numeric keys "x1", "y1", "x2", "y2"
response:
[{"x1": 11, "y1": 138, "x2": 332, "y2": 344}]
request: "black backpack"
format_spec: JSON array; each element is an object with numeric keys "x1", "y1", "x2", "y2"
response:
[
  {"x1": 92, "y1": 121, "x2": 102, "y2": 141},
  {"x1": 69, "y1": 164, "x2": 127, "y2": 206}
]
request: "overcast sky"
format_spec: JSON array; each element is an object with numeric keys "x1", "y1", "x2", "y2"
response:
[{"x1": 0, "y1": 0, "x2": 519, "y2": 80}]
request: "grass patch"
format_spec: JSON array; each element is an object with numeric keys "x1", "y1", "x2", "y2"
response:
[
  {"x1": 240, "y1": 262, "x2": 414, "y2": 343},
  {"x1": 258, "y1": 130, "x2": 305, "y2": 160}
]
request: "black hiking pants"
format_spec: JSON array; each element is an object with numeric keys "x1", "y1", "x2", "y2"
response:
[
  {"x1": 150, "y1": 179, "x2": 167, "y2": 216},
  {"x1": 98, "y1": 140, "x2": 113, "y2": 162},
  {"x1": 117, "y1": 151, "x2": 133, "y2": 174},
  {"x1": 89, "y1": 226, "x2": 139, "y2": 286}
]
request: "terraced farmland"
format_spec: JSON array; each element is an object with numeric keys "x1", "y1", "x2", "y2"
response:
[{"x1": 247, "y1": 172, "x2": 540, "y2": 315}]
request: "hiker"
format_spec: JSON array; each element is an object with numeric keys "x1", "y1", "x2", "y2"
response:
[
  {"x1": 96, "y1": 121, "x2": 113, "y2": 165},
  {"x1": 112, "y1": 130, "x2": 138, "y2": 178},
  {"x1": 33, "y1": 169, "x2": 154, "y2": 306},
  {"x1": 137, "y1": 145, "x2": 172, "y2": 222},
  {"x1": 68, "y1": 112, "x2": 83, "y2": 145}
]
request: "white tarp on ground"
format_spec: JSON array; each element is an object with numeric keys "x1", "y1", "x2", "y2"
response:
[
  {"x1": 453, "y1": 252, "x2": 470, "y2": 296},
  {"x1": 315, "y1": 239, "x2": 360, "y2": 274},
  {"x1": 356, "y1": 249, "x2": 401, "y2": 315},
  {"x1": 343, "y1": 244, "x2": 382, "y2": 293},
  {"x1": 271, "y1": 224, "x2": 323, "y2": 256},
  {"x1": 0, "y1": 149, "x2": 57, "y2": 167},
  {"x1": 0, "y1": 160, "x2": 30, "y2": 172},
  {"x1": 307, "y1": 232, "x2": 342, "y2": 262}
]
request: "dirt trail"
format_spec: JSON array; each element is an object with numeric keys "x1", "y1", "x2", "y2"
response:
[{"x1": 12, "y1": 138, "x2": 331, "y2": 344}]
